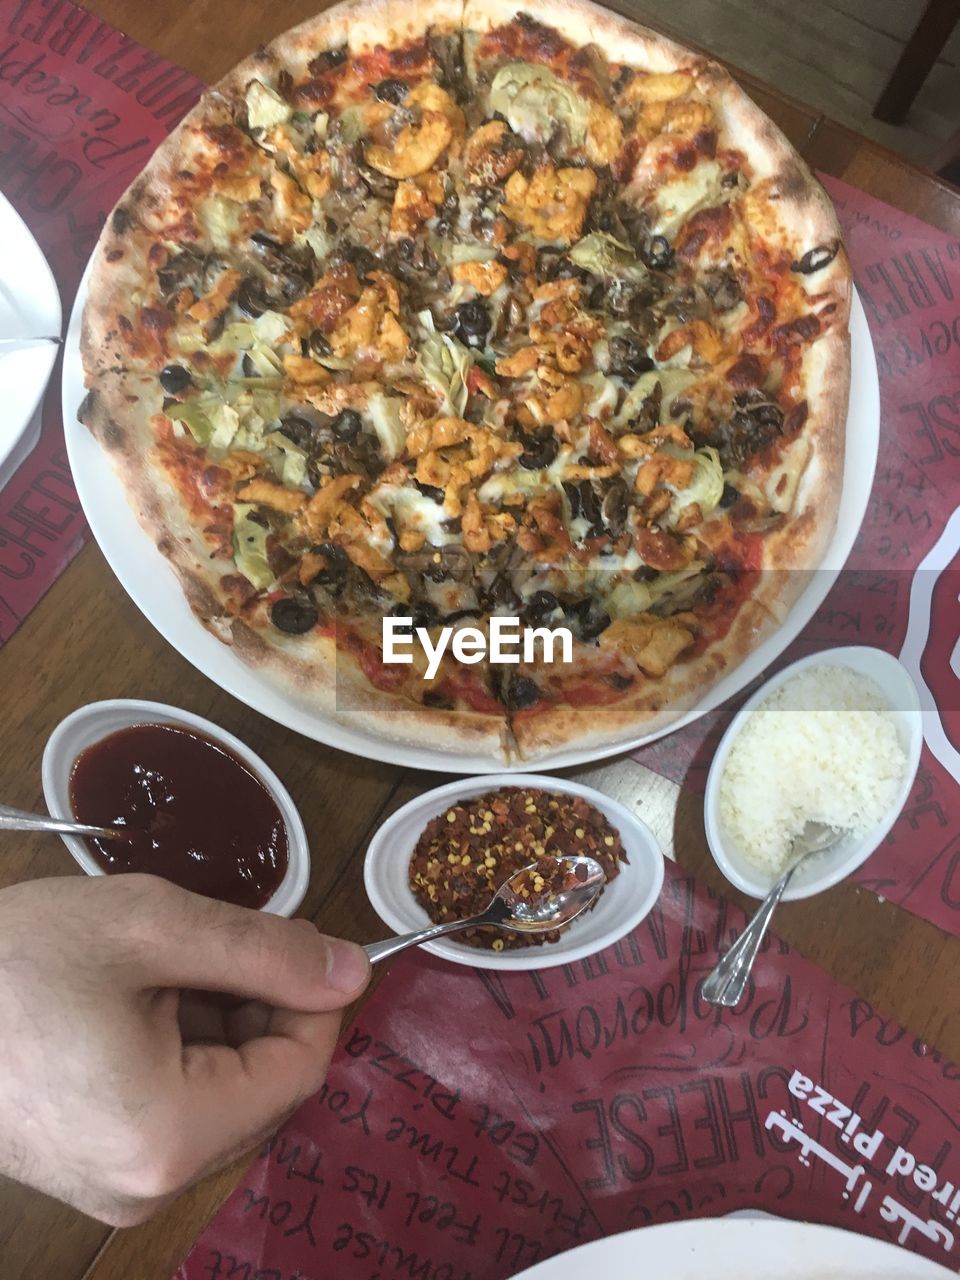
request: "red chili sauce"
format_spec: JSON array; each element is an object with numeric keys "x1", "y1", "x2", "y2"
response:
[{"x1": 69, "y1": 723, "x2": 288, "y2": 908}]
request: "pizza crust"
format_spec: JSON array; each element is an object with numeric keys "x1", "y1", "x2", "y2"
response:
[
  {"x1": 511, "y1": 598, "x2": 776, "y2": 761},
  {"x1": 463, "y1": 0, "x2": 700, "y2": 73},
  {"x1": 249, "y1": 634, "x2": 510, "y2": 759}
]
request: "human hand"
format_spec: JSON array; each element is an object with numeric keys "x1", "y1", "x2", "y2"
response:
[{"x1": 0, "y1": 873, "x2": 370, "y2": 1225}]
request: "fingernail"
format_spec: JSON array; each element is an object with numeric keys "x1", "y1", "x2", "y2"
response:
[{"x1": 325, "y1": 939, "x2": 370, "y2": 994}]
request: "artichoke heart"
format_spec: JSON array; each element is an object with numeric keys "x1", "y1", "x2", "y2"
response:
[
  {"x1": 232, "y1": 503, "x2": 275, "y2": 589},
  {"x1": 245, "y1": 79, "x2": 293, "y2": 131},
  {"x1": 488, "y1": 62, "x2": 590, "y2": 145},
  {"x1": 666, "y1": 446, "x2": 724, "y2": 523},
  {"x1": 570, "y1": 232, "x2": 649, "y2": 282}
]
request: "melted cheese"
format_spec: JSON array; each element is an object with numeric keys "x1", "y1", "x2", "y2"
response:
[
  {"x1": 651, "y1": 160, "x2": 723, "y2": 238},
  {"x1": 368, "y1": 484, "x2": 457, "y2": 546}
]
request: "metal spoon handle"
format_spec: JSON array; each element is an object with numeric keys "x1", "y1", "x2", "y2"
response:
[
  {"x1": 0, "y1": 804, "x2": 119, "y2": 841},
  {"x1": 363, "y1": 911, "x2": 492, "y2": 965},
  {"x1": 701, "y1": 864, "x2": 797, "y2": 1007}
]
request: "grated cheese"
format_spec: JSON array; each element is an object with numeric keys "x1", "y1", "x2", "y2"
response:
[{"x1": 718, "y1": 665, "x2": 907, "y2": 874}]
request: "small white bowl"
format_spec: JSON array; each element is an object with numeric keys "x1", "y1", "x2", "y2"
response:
[
  {"x1": 364, "y1": 773, "x2": 665, "y2": 970},
  {"x1": 705, "y1": 646, "x2": 922, "y2": 901},
  {"x1": 42, "y1": 700, "x2": 310, "y2": 916}
]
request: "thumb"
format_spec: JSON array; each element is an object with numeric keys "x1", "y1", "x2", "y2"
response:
[{"x1": 122, "y1": 877, "x2": 370, "y2": 1010}]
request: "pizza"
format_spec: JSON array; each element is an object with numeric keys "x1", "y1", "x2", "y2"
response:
[{"x1": 79, "y1": 0, "x2": 851, "y2": 763}]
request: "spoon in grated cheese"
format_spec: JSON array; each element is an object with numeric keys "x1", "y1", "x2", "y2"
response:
[{"x1": 702, "y1": 820, "x2": 843, "y2": 1007}]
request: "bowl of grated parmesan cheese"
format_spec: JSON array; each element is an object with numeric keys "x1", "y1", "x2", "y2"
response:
[{"x1": 705, "y1": 647, "x2": 922, "y2": 900}]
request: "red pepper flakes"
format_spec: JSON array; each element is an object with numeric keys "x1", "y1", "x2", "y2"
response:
[{"x1": 408, "y1": 787, "x2": 628, "y2": 951}]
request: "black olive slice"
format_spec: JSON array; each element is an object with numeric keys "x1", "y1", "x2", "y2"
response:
[
  {"x1": 450, "y1": 299, "x2": 490, "y2": 349},
  {"x1": 606, "y1": 671, "x2": 634, "y2": 691},
  {"x1": 313, "y1": 541, "x2": 349, "y2": 585},
  {"x1": 374, "y1": 77, "x2": 409, "y2": 103},
  {"x1": 522, "y1": 591, "x2": 560, "y2": 624},
  {"x1": 504, "y1": 676, "x2": 540, "y2": 710},
  {"x1": 639, "y1": 235, "x2": 674, "y2": 270},
  {"x1": 607, "y1": 336, "x2": 655, "y2": 379},
  {"x1": 414, "y1": 480, "x2": 445, "y2": 504},
  {"x1": 237, "y1": 277, "x2": 270, "y2": 318},
  {"x1": 271, "y1": 598, "x2": 318, "y2": 634},
  {"x1": 423, "y1": 690, "x2": 455, "y2": 710},
  {"x1": 601, "y1": 479, "x2": 629, "y2": 533},
  {"x1": 277, "y1": 414, "x2": 315, "y2": 448},
  {"x1": 518, "y1": 428, "x2": 558, "y2": 470},
  {"x1": 159, "y1": 364, "x2": 192, "y2": 395},
  {"x1": 332, "y1": 409, "x2": 362, "y2": 442},
  {"x1": 309, "y1": 329, "x2": 331, "y2": 356},
  {"x1": 308, "y1": 46, "x2": 347, "y2": 75},
  {"x1": 791, "y1": 241, "x2": 840, "y2": 275}
]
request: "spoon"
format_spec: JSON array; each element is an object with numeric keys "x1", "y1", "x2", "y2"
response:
[
  {"x1": 0, "y1": 803, "x2": 127, "y2": 842},
  {"x1": 701, "y1": 821, "x2": 842, "y2": 1007},
  {"x1": 364, "y1": 854, "x2": 606, "y2": 964}
]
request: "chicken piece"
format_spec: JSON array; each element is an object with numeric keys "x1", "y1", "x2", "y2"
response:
[
  {"x1": 663, "y1": 99, "x2": 713, "y2": 135},
  {"x1": 622, "y1": 70, "x2": 694, "y2": 105},
  {"x1": 186, "y1": 269, "x2": 242, "y2": 325},
  {"x1": 502, "y1": 165, "x2": 597, "y2": 242},
  {"x1": 298, "y1": 474, "x2": 362, "y2": 539},
  {"x1": 517, "y1": 491, "x2": 573, "y2": 561},
  {"x1": 462, "y1": 492, "x2": 516, "y2": 552},
  {"x1": 496, "y1": 346, "x2": 540, "y2": 378},
  {"x1": 365, "y1": 112, "x2": 453, "y2": 178},
  {"x1": 463, "y1": 120, "x2": 523, "y2": 185},
  {"x1": 585, "y1": 105, "x2": 623, "y2": 165},
  {"x1": 236, "y1": 478, "x2": 305, "y2": 513},
  {"x1": 655, "y1": 319, "x2": 725, "y2": 365},
  {"x1": 282, "y1": 354, "x2": 331, "y2": 386},
  {"x1": 405, "y1": 81, "x2": 465, "y2": 136},
  {"x1": 634, "y1": 453, "x2": 696, "y2": 497},
  {"x1": 216, "y1": 173, "x2": 262, "y2": 202},
  {"x1": 269, "y1": 168, "x2": 311, "y2": 231},
  {"x1": 451, "y1": 259, "x2": 508, "y2": 296},
  {"x1": 599, "y1": 616, "x2": 694, "y2": 676},
  {"x1": 390, "y1": 180, "x2": 437, "y2": 236}
]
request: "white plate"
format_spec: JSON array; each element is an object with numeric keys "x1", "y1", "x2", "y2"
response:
[
  {"x1": 510, "y1": 1217, "x2": 952, "y2": 1280},
  {"x1": 0, "y1": 192, "x2": 61, "y2": 491},
  {"x1": 704, "y1": 646, "x2": 923, "y2": 900},
  {"x1": 363, "y1": 773, "x2": 664, "y2": 969},
  {"x1": 62, "y1": 271, "x2": 879, "y2": 773},
  {"x1": 0, "y1": 192, "x2": 61, "y2": 340}
]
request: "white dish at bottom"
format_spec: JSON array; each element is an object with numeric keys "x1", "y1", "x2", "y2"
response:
[{"x1": 509, "y1": 1216, "x2": 952, "y2": 1280}]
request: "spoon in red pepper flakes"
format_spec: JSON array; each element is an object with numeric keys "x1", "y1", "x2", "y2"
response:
[{"x1": 363, "y1": 854, "x2": 605, "y2": 965}]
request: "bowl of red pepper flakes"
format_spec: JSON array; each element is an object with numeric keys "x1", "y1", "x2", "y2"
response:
[
  {"x1": 364, "y1": 774, "x2": 665, "y2": 971},
  {"x1": 409, "y1": 788, "x2": 626, "y2": 952}
]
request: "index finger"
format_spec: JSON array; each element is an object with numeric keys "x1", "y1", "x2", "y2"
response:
[{"x1": 117, "y1": 876, "x2": 370, "y2": 1010}]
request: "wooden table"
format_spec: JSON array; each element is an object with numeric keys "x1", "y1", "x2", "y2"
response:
[{"x1": 1, "y1": 3, "x2": 959, "y2": 1277}]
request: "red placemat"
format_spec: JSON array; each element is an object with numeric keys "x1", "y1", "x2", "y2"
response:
[
  {"x1": 633, "y1": 173, "x2": 960, "y2": 936},
  {"x1": 0, "y1": 0, "x2": 202, "y2": 643},
  {"x1": 176, "y1": 859, "x2": 960, "y2": 1279}
]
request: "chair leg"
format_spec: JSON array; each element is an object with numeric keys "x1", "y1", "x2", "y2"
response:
[{"x1": 873, "y1": 0, "x2": 960, "y2": 125}]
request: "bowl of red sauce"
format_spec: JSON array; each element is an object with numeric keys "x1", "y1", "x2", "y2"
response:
[{"x1": 42, "y1": 700, "x2": 309, "y2": 915}]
